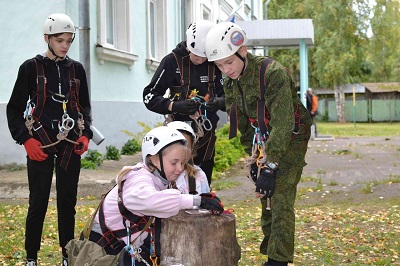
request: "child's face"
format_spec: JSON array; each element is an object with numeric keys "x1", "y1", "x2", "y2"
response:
[
  {"x1": 214, "y1": 46, "x2": 247, "y2": 80},
  {"x1": 152, "y1": 143, "x2": 187, "y2": 182},
  {"x1": 45, "y1": 33, "x2": 74, "y2": 58}
]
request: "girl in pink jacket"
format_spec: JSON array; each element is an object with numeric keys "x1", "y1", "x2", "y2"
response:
[{"x1": 87, "y1": 126, "x2": 223, "y2": 265}]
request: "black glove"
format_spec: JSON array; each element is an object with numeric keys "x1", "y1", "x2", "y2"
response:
[
  {"x1": 171, "y1": 100, "x2": 198, "y2": 115},
  {"x1": 204, "y1": 97, "x2": 225, "y2": 113},
  {"x1": 255, "y1": 167, "x2": 277, "y2": 198},
  {"x1": 248, "y1": 163, "x2": 258, "y2": 183},
  {"x1": 200, "y1": 193, "x2": 224, "y2": 215}
]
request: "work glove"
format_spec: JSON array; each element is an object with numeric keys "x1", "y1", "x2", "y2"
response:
[
  {"x1": 74, "y1": 136, "x2": 89, "y2": 155},
  {"x1": 24, "y1": 138, "x2": 48, "y2": 161},
  {"x1": 171, "y1": 100, "x2": 198, "y2": 115},
  {"x1": 204, "y1": 97, "x2": 225, "y2": 113},
  {"x1": 255, "y1": 167, "x2": 278, "y2": 198},
  {"x1": 200, "y1": 192, "x2": 224, "y2": 215},
  {"x1": 248, "y1": 163, "x2": 259, "y2": 183}
]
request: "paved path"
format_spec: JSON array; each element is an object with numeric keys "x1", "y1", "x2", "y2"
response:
[{"x1": 1, "y1": 136, "x2": 399, "y2": 204}]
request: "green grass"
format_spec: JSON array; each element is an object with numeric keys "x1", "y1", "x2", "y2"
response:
[
  {"x1": 1, "y1": 123, "x2": 399, "y2": 265},
  {"x1": 1, "y1": 199, "x2": 399, "y2": 265},
  {"x1": 318, "y1": 122, "x2": 400, "y2": 137}
]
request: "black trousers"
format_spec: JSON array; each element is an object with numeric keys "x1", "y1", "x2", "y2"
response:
[
  {"x1": 25, "y1": 145, "x2": 80, "y2": 259},
  {"x1": 194, "y1": 130, "x2": 216, "y2": 186}
]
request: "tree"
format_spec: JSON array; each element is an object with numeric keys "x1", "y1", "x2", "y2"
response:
[
  {"x1": 368, "y1": 0, "x2": 400, "y2": 82},
  {"x1": 267, "y1": 0, "x2": 371, "y2": 122}
]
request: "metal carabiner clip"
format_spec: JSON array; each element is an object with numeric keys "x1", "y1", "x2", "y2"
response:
[
  {"x1": 201, "y1": 117, "x2": 212, "y2": 131},
  {"x1": 59, "y1": 114, "x2": 75, "y2": 131}
]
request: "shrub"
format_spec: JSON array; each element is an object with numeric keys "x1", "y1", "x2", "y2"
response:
[
  {"x1": 121, "y1": 139, "x2": 141, "y2": 155},
  {"x1": 213, "y1": 124, "x2": 246, "y2": 179},
  {"x1": 84, "y1": 149, "x2": 103, "y2": 166},
  {"x1": 81, "y1": 159, "x2": 97, "y2": 169},
  {"x1": 105, "y1": 145, "x2": 121, "y2": 161}
]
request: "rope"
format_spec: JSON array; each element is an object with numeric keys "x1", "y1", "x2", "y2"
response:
[
  {"x1": 25, "y1": 118, "x2": 34, "y2": 136},
  {"x1": 40, "y1": 128, "x2": 79, "y2": 149},
  {"x1": 189, "y1": 111, "x2": 204, "y2": 138},
  {"x1": 25, "y1": 113, "x2": 83, "y2": 149}
]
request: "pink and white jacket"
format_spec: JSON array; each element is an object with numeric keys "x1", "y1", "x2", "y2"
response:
[{"x1": 92, "y1": 162, "x2": 195, "y2": 247}]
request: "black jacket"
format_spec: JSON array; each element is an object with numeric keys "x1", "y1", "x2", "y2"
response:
[
  {"x1": 143, "y1": 41, "x2": 224, "y2": 123},
  {"x1": 7, "y1": 54, "x2": 92, "y2": 145}
]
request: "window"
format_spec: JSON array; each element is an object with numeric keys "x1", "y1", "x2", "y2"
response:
[
  {"x1": 146, "y1": 0, "x2": 167, "y2": 71},
  {"x1": 96, "y1": 0, "x2": 138, "y2": 69},
  {"x1": 202, "y1": 4, "x2": 211, "y2": 21}
]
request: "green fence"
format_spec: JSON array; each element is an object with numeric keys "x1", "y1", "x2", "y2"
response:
[{"x1": 318, "y1": 99, "x2": 400, "y2": 122}]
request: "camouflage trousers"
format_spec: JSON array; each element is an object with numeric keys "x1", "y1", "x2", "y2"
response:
[{"x1": 260, "y1": 136, "x2": 309, "y2": 263}]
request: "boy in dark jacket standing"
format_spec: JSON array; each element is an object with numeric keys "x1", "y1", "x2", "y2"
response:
[
  {"x1": 143, "y1": 20, "x2": 225, "y2": 186},
  {"x1": 205, "y1": 22, "x2": 311, "y2": 266},
  {"x1": 6, "y1": 13, "x2": 93, "y2": 266}
]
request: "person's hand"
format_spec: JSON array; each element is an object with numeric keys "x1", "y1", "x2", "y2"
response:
[
  {"x1": 171, "y1": 100, "x2": 198, "y2": 115},
  {"x1": 248, "y1": 163, "x2": 259, "y2": 183},
  {"x1": 204, "y1": 97, "x2": 225, "y2": 113},
  {"x1": 24, "y1": 138, "x2": 48, "y2": 161},
  {"x1": 255, "y1": 167, "x2": 277, "y2": 198},
  {"x1": 200, "y1": 192, "x2": 224, "y2": 215},
  {"x1": 74, "y1": 136, "x2": 89, "y2": 155}
]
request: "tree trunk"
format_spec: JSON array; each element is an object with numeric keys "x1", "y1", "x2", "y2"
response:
[
  {"x1": 334, "y1": 85, "x2": 346, "y2": 122},
  {"x1": 160, "y1": 210, "x2": 241, "y2": 266}
]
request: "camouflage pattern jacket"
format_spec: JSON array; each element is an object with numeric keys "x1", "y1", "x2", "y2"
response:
[{"x1": 225, "y1": 53, "x2": 312, "y2": 164}]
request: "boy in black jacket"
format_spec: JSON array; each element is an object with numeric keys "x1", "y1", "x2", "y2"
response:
[
  {"x1": 6, "y1": 13, "x2": 93, "y2": 266},
  {"x1": 143, "y1": 20, "x2": 225, "y2": 185}
]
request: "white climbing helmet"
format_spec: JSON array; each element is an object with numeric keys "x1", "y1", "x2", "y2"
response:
[
  {"x1": 186, "y1": 20, "x2": 215, "y2": 57},
  {"x1": 166, "y1": 121, "x2": 196, "y2": 140},
  {"x1": 205, "y1": 22, "x2": 248, "y2": 62},
  {"x1": 43, "y1": 13, "x2": 75, "y2": 35},
  {"x1": 141, "y1": 126, "x2": 187, "y2": 163}
]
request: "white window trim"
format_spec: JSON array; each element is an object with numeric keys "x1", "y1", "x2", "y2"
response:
[
  {"x1": 96, "y1": 46, "x2": 138, "y2": 70},
  {"x1": 96, "y1": 0, "x2": 138, "y2": 69}
]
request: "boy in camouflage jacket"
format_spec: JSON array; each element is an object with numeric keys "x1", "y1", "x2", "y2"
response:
[{"x1": 205, "y1": 22, "x2": 312, "y2": 266}]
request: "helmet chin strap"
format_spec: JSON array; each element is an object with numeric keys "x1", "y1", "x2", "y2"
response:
[
  {"x1": 48, "y1": 43, "x2": 63, "y2": 61},
  {"x1": 235, "y1": 51, "x2": 246, "y2": 77},
  {"x1": 157, "y1": 153, "x2": 167, "y2": 180}
]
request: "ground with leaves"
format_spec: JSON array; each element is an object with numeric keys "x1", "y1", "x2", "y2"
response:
[{"x1": 1, "y1": 136, "x2": 399, "y2": 265}]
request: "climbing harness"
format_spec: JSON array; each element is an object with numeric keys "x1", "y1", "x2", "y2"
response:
[
  {"x1": 165, "y1": 52, "x2": 216, "y2": 143},
  {"x1": 95, "y1": 179, "x2": 159, "y2": 266},
  {"x1": 188, "y1": 94, "x2": 213, "y2": 139},
  {"x1": 24, "y1": 58, "x2": 85, "y2": 169},
  {"x1": 228, "y1": 57, "x2": 306, "y2": 210}
]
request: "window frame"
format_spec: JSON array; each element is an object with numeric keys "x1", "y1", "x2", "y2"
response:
[
  {"x1": 146, "y1": 0, "x2": 168, "y2": 71},
  {"x1": 96, "y1": 0, "x2": 138, "y2": 69}
]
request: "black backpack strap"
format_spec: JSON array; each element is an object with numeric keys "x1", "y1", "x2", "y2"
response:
[
  {"x1": 172, "y1": 52, "x2": 191, "y2": 101},
  {"x1": 207, "y1": 62, "x2": 216, "y2": 98},
  {"x1": 68, "y1": 60, "x2": 80, "y2": 113},
  {"x1": 29, "y1": 60, "x2": 58, "y2": 154},
  {"x1": 188, "y1": 175, "x2": 197, "y2": 195},
  {"x1": 258, "y1": 57, "x2": 274, "y2": 138},
  {"x1": 33, "y1": 59, "x2": 47, "y2": 119}
]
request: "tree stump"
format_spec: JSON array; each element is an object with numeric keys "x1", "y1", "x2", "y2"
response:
[{"x1": 160, "y1": 209, "x2": 241, "y2": 266}]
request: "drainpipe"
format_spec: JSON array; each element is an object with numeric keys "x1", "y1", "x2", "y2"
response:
[
  {"x1": 79, "y1": 0, "x2": 91, "y2": 95},
  {"x1": 181, "y1": 0, "x2": 186, "y2": 42},
  {"x1": 263, "y1": 0, "x2": 271, "y2": 56},
  {"x1": 78, "y1": 0, "x2": 105, "y2": 144}
]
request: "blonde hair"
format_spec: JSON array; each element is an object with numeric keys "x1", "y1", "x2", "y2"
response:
[
  {"x1": 185, "y1": 161, "x2": 199, "y2": 177},
  {"x1": 116, "y1": 141, "x2": 187, "y2": 187}
]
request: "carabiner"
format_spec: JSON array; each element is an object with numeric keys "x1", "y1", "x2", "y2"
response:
[{"x1": 201, "y1": 117, "x2": 212, "y2": 131}]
